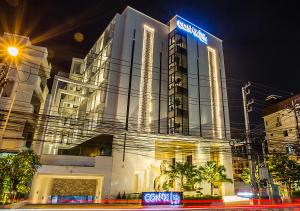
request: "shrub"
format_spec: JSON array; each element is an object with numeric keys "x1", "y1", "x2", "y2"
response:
[
  {"x1": 122, "y1": 192, "x2": 126, "y2": 199},
  {"x1": 116, "y1": 192, "x2": 121, "y2": 199},
  {"x1": 292, "y1": 191, "x2": 300, "y2": 198}
]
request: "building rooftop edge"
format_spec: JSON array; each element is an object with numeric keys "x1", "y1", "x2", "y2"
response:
[
  {"x1": 123, "y1": 6, "x2": 221, "y2": 41},
  {"x1": 123, "y1": 6, "x2": 169, "y2": 27},
  {"x1": 262, "y1": 93, "x2": 300, "y2": 117}
]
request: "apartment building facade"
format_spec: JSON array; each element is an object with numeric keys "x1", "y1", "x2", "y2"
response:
[
  {"x1": 0, "y1": 33, "x2": 51, "y2": 152},
  {"x1": 262, "y1": 94, "x2": 300, "y2": 154}
]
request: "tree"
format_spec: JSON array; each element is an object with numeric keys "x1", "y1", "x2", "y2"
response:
[
  {"x1": 241, "y1": 163, "x2": 259, "y2": 187},
  {"x1": 241, "y1": 168, "x2": 251, "y2": 185},
  {"x1": 122, "y1": 192, "x2": 126, "y2": 199},
  {"x1": 0, "y1": 154, "x2": 14, "y2": 204},
  {"x1": 268, "y1": 153, "x2": 300, "y2": 197},
  {"x1": 0, "y1": 150, "x2": 41, "y2": 204},
  {"x1": 116, "y1": 192, "x2": 121, "y2": 199},
  {"x1": 202, "y1": 161, "x2": 233, "y2": 195},
  {"x1": 168, "y1": 162, "x2": 200, "y2": 191}
]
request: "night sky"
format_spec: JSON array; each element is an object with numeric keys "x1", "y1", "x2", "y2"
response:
[{"x1": 1, "y1": 0, "x2": 299, "y2": 132}]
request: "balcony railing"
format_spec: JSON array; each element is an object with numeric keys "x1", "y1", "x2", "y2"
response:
[{"x1": 40, "y1": 154, "x2": 95, "y2": 167}]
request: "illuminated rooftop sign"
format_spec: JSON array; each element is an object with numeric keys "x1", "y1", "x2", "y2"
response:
[
  {"x1": 142, "y1": 192, "x2": 182, "y2": 205},
  {"x1": 176, "y1": 18, "x2": 208, "y2": 44}
]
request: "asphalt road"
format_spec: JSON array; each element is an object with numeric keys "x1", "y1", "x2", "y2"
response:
[{"x1": 4, "y1": 203, "x2": 300, "y2": 210}]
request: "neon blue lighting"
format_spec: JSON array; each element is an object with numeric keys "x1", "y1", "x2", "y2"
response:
[
  {"x1": 142, "y1": 192, "x2": 182, "y2": 205},
  {"x1": 176, "y1": 17, "x2": 208, "y2": 44}
]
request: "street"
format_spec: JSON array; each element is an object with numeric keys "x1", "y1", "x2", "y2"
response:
[{"x1": 4, "y1": 202, "x2": 300, "y2": 210}]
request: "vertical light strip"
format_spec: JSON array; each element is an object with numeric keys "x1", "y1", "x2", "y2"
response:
[
  {"x1": 207, "y1": 46, "x2": 223, "y2": 139},
  {"x1": 138, "y1": 25, "x2": 154, "y2": 132}
]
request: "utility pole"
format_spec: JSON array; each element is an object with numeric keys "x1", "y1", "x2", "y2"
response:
[
  {"x1": 259, "y1": 138, "x2": 270, "y2": 199},
  {"x1": 242, "y1": 81, "x2": 259, "y2": 197}
]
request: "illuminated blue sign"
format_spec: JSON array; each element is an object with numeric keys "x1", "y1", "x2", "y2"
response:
[
  {"x1": 176, "y1": 18, "x2": 208, "y2": 44},
  {"x1": 142, "y1": 192, "x2": 182, "y2": 205}
]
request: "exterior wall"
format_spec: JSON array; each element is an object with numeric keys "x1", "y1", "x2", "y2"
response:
[
  {"x1": 263, "y1": 109, "x2": 298, "y2": 153},
  {"x1": 30, "y1": 155, "x2": 112, "y2": 203},
  {"x1": 0, "y1": 33, "x2": 50, "y2": 152},
  {"x1": 104, "y1": 7, "x2": 169, "y2": 133},
  {"x1": 110, "y1": 137, "x2": 156, "y2": 196}
]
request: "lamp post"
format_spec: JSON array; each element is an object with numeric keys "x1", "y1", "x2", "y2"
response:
[
  {"x1": 0, "y1": 46, "x2": 19, "y2": 95},
  {"x1": 0, "y1": 45, "x2": 20, "y2": 151}
]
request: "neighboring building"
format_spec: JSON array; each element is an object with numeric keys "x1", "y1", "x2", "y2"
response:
[
  {"x1": 262, "y1": 94, "x2": 300, "y2": 154},
  {"x1": 0, "y1": 33, "x2": 51, "y2": 152},
  {"x1": 231, "y1": 142, "x2": 248, "y2": 180},
  {"x1": 30, "y1": 7, "x2": 234, "y2": 203}
]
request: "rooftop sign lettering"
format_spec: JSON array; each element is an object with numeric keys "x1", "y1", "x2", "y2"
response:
[{"x1": 176, "y1": 18, "x2": 208, "y2": 44}]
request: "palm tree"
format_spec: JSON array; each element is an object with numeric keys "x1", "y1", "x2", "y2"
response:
[
  {"x1": 202, "y1": 161, "x2": 233, "y2": 195},
  {"x1": 168, "y1": 162, "x2": 199, "y2": 191}
]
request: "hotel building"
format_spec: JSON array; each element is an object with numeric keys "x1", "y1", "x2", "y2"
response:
[{"x1": 30, "y1": 7, "x2": 234, "y2": 203}]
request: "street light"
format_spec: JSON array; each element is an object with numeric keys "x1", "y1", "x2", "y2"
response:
[
  {"x1": 7, "y1": 46, "x2": 19, "y2": 57},
  {"x1": 0, "y1": 45, "x2": 21, "y2": 151}
]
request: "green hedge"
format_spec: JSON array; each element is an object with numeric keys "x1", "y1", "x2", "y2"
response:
[{"x1": 184, "y1": 195, "x2": 222, "y2": 200}]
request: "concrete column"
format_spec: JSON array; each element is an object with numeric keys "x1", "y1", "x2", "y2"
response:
[
  {"x1": 195, "y1": 143, "x2": 211, "y2": 195},
  {"x1": 95, "y1": 177, "x2": 103, "y2": 202},
  {"x1": 30, "y1": 175, "x2": 53, "y2": 204},
  {"x1": 220, "y1": 148, "x2": 235, "y2": 196},
  {"x1": 175, "y1": 149, "x2": 183, "y2": 162}
]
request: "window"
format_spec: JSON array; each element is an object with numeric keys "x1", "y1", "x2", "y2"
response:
[
  {"x1": 0, "y1": 113, "x2": 4, "y2": 127},
  {"x1": 169, "y1": 73, "x2": 174, "y2": 84},
  {"x1": 276, "y1": 116, "x2": 282, "y2": 127},
  {"x1": 265, "y1": 121, "x2": 268, "y2": 126},
  {"x1": 186, "y1": 155, "x2": 192, "y2": 165},
  {"x1": 283, "y1": 130, "x2": 288, "y2": 137},
  {"x1": 169, "y1": 73, "x2": 174, "y2": 90},
  {"x1": 168, "y1": 117, "x2": 175, "y2": 133},
  {"x1": 169, "y1": 36, "x2": 175, "y2": 46},
  {"x1": 210, "y1": 148, "x2": 220, "y2": 165},
  {"x1": 1, "y1": 80, "x2": 14, "y2": 97},
  {"x1": 172, "y1": 158, "x2": 176, "y2": 166},
  {"x1": 168, "y1": 95, "x2": 174, "y2": 106},
  {"x1": 168, "y1": 31, "x2": 188, "y2": 135},
  {"x1": 169, "y1": 55, "x2": 174, "y2": 64}
]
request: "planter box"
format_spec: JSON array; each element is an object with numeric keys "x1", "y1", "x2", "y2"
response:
[{"x1": 3, "y1": 200, "x2": 27, "y2": 209}]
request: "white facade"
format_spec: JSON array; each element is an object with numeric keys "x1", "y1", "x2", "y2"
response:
[
  {"x1": 0, "y1": 33, "x2": 51, "y2": 152},
  {"x1": 31, "y1": 7, "x2": 234, "y2": 202}
]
